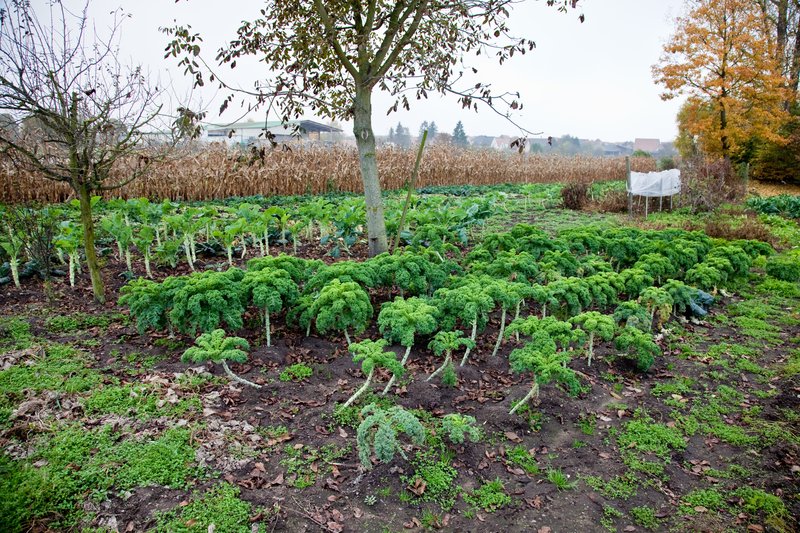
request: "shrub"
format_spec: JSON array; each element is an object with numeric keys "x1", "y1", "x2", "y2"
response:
[
  {"x1": 685, "y1": 263, "x2": 726, "y2": 291},
  {"x1": 368, "y1": 251, "x2": 437, "y2": 296},
  {"x1": 433, "y1": 283, "x2": 494, "y2": 366},
  {"x1": 246, "y1": 253, "x2": 323, "y2": 283},
  {"x1": 119, "y1": 277, "x2": 183, "y2": 334},
  {"x1": 426, "y1": 330, "x2": 474, "y2": 384},
  {"x1": 679, "y1": 156, "x2": 745, "y2": 213},
  {"x1": 377, "y1": 296, "x2": 439, "y2": 393},
  {"x1": 305, "y1": 261, "x2": 378, "y2": 293},
  {"x1": 569, "y1": 311, "x2": 616, "y2": 366},
  {"x1": 766, "y1": 254, "x2": 800, "y2": 282},
  {"x1": 561, "y1": 182, "x2": 589, "y2": 210}
]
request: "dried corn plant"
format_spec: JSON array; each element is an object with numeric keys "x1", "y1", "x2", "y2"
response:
[{"x1": 0, "y1": 144, "x2": 655, "y2": 203}]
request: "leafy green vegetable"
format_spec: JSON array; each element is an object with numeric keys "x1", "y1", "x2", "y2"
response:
[
  {"x1": 182, "y1": 329, "x2": 260, "y2": 388},
  {"x1": 342, "y1": 339, "x2": 403, "y2": 408},
  {"x1": 377, "y1": 296, "x2": 439, "y2": 394},
  {"x1": 357, "y1": 404, "x2": 425, "y2": 469},
  {"x1": 241, "y1": 268, "x2": 299, "y2": 346},
  {"x1": 311, "y1": 279, "x2": 373, "y2": 345}
]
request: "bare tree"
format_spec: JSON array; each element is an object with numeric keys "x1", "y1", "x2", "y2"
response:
[
  {"x1": 0, "y1": 1, "x2": 200, "y2": 303},
  {"x1": 165, "y1": 0, "x2": 582, "y2": 256}
]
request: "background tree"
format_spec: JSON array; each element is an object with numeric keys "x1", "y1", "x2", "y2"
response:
[
  {"x1": 428, "y1": 121, "x2": 439, "y2": 142},
  {"x1": 394, "y1": 122, "x2": 412, "y2": 149},
  {"x1": 653, "y1": 0, "x2": 787, "y2": 160},
  {"x1": 452, "y1": 121, "x2": 469, "y2": 147},
  {"x1": 165, "y1": 0, "x2": 581, "y2": 256},
  {"x1": 0, "y1": 1, "x2": 199, "y2": 302},
  {"x1": 418, "y1": 121, "x2": 430, "y2": 140},
  {"x1": 756, "y1": 0, "x2": 800, "y2": 102}
]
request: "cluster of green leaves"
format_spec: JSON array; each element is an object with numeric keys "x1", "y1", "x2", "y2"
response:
[
  {"x1": 153, "y1": 483, "x2": 258, "y2": 533},
  {"x1": 766, "y1": 252, "x2": 800, "y2": 282},
  {"x1": 356, "y1": 404, "x2": 425, "y2": 468},
  {"x1": 440, "y1": 413, "x2": 481, "y2": 445},
  {"x1": 463, "y1": 479, "x2": 511, "y2": 512},
  {"x1": 310, "y1": 279, "x2": 373, "y2": 344},
  {"x1": 0, "y1": 425, "x2": 198, "y2": 530}
]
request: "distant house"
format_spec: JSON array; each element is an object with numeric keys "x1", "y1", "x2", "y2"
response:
[
  {"x1": 602, "y1": 143, "x2": 632, "y2": 157},
  {"x1": 469, "y1": 135, "x2": 494, "y2": 149},
  {"x1": 490, "y1": 135, "x2": 516, "y2": 151},
  {"x1": 633, "y1": 138, "x2": 662, "y2": 154},
  {"x1": 205, "y1": 120, "x2": 343, "y2": 146}
]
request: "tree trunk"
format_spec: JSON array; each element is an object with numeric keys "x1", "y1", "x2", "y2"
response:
[
  {"x1": 353, "y1": 86, "x2": 388, "y2": 256},
  {"x1": 77, "y1": 184, "x2": 105, "y2": 303}
]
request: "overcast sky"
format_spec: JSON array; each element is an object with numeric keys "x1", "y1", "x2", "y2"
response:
[{"x1": 38, "y1": 0, "x2": 687, "y2": 142}]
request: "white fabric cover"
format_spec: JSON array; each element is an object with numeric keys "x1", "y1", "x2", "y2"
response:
[{"x1": 627, "y1": 169, "x2": 681, "y2": 197}]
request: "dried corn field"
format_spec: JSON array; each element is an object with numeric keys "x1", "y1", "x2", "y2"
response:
[{"x1": 0, "y1": 145, "x2": 656, "y2": 203}]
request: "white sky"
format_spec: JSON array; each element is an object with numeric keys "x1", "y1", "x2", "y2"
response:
[{"x1": 38, "y1": 0, "x2": 686, "y2": 142}]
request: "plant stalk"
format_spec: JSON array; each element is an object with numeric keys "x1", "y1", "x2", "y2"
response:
[
  {"x1": 509, "y1": 379, "x2": 540, "y2": 415},
  {"x1": 221, "y1": 360, "x2": 262, "y2": 388},
  {"x1": 342, "y1": 368, "x2": 374, "y2": 408},
  {"x1": 383, "y1": 345, "x2": 412, "y2": 394},
  {"x1": 460, "y1": 320, "x2": 478, "y2": 366}
]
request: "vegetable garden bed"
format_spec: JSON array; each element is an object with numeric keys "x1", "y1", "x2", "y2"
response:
[{"x1": 1, "y1": 187, "x2": 798, "y2": 532}]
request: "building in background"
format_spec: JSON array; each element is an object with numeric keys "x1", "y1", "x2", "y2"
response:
[{"x1": 205, "y1": 120, "x2": 343, "y2": 146}]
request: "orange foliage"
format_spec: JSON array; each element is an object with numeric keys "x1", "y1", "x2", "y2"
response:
[{"x1": 653, "y1": 0, "x2": 789, "y2": 159}]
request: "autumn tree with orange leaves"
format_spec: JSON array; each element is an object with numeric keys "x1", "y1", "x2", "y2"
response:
[{"x1": 654, "y1": 0, "x2": 788, "y2": 160}]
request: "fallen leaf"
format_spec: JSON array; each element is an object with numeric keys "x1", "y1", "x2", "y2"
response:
[
  {"x1": 527, "y1": 496, "x2": 543, "y2": 509},
  {"x1": 409, "y1": 477, "x2": 427, "y2": 496}
]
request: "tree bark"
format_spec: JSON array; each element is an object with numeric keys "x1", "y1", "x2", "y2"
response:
[
  {"x1": 77, "y1": 184, "x2": 105, "y2": 303},
  {"x1": 353, "y1": 85, "x2": 388, "y2": 256}
]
